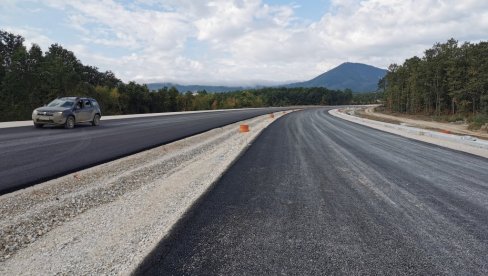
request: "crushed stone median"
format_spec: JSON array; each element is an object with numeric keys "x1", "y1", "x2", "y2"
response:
[{"x1": 0, "y1": 111, "x2": 289, "y2": 275}]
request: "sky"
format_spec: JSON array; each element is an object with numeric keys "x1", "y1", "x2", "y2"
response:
[{"x1": 2, "y1": 0, "x2": 488, "y2": 85}]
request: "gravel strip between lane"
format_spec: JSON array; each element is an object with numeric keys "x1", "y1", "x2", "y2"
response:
[{"x1": 0, "y1": 111, "x2": 287, "y2": 275}]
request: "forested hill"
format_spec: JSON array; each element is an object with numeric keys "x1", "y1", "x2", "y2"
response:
[
  {"x1": 146, "y1": 83, "x2": 247, "y2": 93},
  {"x1": 0, "y1": 30, "x2": 353, "y2": 122},
  {"x1": 287, "y1": 62, "x2": 387, "y2": 92},
  {"x1": 382, "y1": 38, "x2": 488, "y2": 119}
]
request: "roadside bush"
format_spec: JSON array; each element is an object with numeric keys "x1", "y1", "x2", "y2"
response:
[
  {"x1": 446, "y1": 114, "x2": 465, "y2": 123},
  {"x1": 468, "y1": 114, "x2": 488, "y2": 131}
]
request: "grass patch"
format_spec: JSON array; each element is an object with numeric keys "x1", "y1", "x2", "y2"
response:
[
  {"x1": 447, "y1": 115, "x2": 466, "y2": 123},
  {"x1": 468, "y1": 114, "x2": 488, "y2": 131},
  {"x1": 432, "y1": 114, "x2": 466, "y2": 123}
]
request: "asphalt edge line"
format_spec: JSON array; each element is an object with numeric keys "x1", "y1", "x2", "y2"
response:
[{"x1": 329, "y1": 108, "x2": 488, "y2": 159}]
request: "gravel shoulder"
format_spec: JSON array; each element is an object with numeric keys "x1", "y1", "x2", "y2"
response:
[
  {"x1": 330, "y1": 107, "x2": 488, "y2": 159},
  {"x1": 0, "y1": 111, "x2": 288, "y2": 275}
]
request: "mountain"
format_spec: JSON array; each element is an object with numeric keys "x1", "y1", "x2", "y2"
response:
[
  {"x1": 286, "y1": 62, "x2": 387, "y2": 92},
  {"x1": 146, "y1": 62, "x2": 387, "y2": 93}
]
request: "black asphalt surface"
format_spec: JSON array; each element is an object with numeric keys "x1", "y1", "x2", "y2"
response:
[
  {"x1": 0, "y1": 108, "x2": 290, "y2": 194},
  {"x1": 137, "y1": 108, "x2": 488, "y2": 275}
]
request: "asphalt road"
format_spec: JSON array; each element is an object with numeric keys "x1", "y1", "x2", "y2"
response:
[
  {"x1": 0, "y1": 108, "x2": 289, "y2": 194},
  {"x1": 137, "y1": 108, "x2": 488, "y2": 275}
]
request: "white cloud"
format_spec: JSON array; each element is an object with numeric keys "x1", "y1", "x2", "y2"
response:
[
  {"x1": 7, "y1": 0, "x2": 488, "y2": 85},
  {"x1": 44, "y1": 0, "x2": 192, "y2": 53}
]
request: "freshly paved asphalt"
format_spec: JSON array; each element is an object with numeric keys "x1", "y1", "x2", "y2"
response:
[
  {"x1": 0, "y1": 108, "x2": 289, "y2": 194},
  {"x1": 137, "y1": 108, "x2": 488, "y2": 275}
]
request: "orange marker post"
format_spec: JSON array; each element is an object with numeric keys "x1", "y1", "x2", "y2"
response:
[{"x1": 239, "y1": 124, "x2": 249, "y2": 133}]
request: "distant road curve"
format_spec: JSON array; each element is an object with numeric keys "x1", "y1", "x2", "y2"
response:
[{"x1": 0, "y1": 107, "x2": 291, "y2": 194}]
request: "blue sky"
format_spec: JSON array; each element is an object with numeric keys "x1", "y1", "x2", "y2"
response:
[
  {"x1": 2, "y1": 0, "x2": 488, "y2": 85},
  {"x1": 266, "y1": 0, "x2": 331, "y2": 21}
]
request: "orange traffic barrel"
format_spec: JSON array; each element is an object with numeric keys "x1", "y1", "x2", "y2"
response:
[{"x1": 239, "y1": 124, "x2": 250, "y2": 133}]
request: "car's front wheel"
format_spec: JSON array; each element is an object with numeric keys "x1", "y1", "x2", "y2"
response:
[
  {"x1": 34, "y1": 123, "x2": 44, "y2": 128},
  {"x1": 92, "y1": 114, "x2": 100, "y2": 126},
  {"x1": 65, "y1": 116, "x2": 75, "y2": 129}
]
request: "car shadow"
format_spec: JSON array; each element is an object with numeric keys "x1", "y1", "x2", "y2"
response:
[{"x1": 36, "y1": 123, "x2": 98, "y2": 131}]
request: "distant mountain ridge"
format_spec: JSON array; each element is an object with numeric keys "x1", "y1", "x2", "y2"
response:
[
  {"x1": 285, "y1": 62, "x2": 387, "y2": 92},
  {"x1": 146, "y1": 62, "x2": 387, "y2": 93}
]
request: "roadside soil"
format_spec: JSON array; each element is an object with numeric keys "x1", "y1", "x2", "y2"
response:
[{"x1": 356, "y1": 106, "x2": 488, "y2": 140}]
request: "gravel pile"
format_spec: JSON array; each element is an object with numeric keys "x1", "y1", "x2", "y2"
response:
[{"x1": 0, "y1": 112, "x2": 286, "y2": 275}]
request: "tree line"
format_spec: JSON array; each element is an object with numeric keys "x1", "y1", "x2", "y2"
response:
[
  {"x1": 0, "y1": 30, "x2": 352, "y2": 122},
  {"x1": 381, "y1": 38, "x2": 488, "y2": 117}
]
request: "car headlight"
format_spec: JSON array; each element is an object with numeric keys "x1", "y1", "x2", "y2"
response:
[
  {"x1": 32, "y1": 110, "x2": 38, "y2": 115},
  {"x1": 54, "y1": 111, "x2": 63, "y2": 116}
]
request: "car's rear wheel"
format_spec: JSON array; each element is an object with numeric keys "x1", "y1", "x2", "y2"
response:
[
  {"x1": 65, "y1": 116, "x2": 75, "y2": 129},
  {"x1": 92, "y1": 114, "x2": 100, "y2": 126},
  {"x1": 34, "y1": 123, "x2": 44, "y2": 128}
]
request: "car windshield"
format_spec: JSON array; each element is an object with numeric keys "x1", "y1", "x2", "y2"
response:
[{"x1": 47, "y1": 99, "x2": 75, "y2": 108}]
